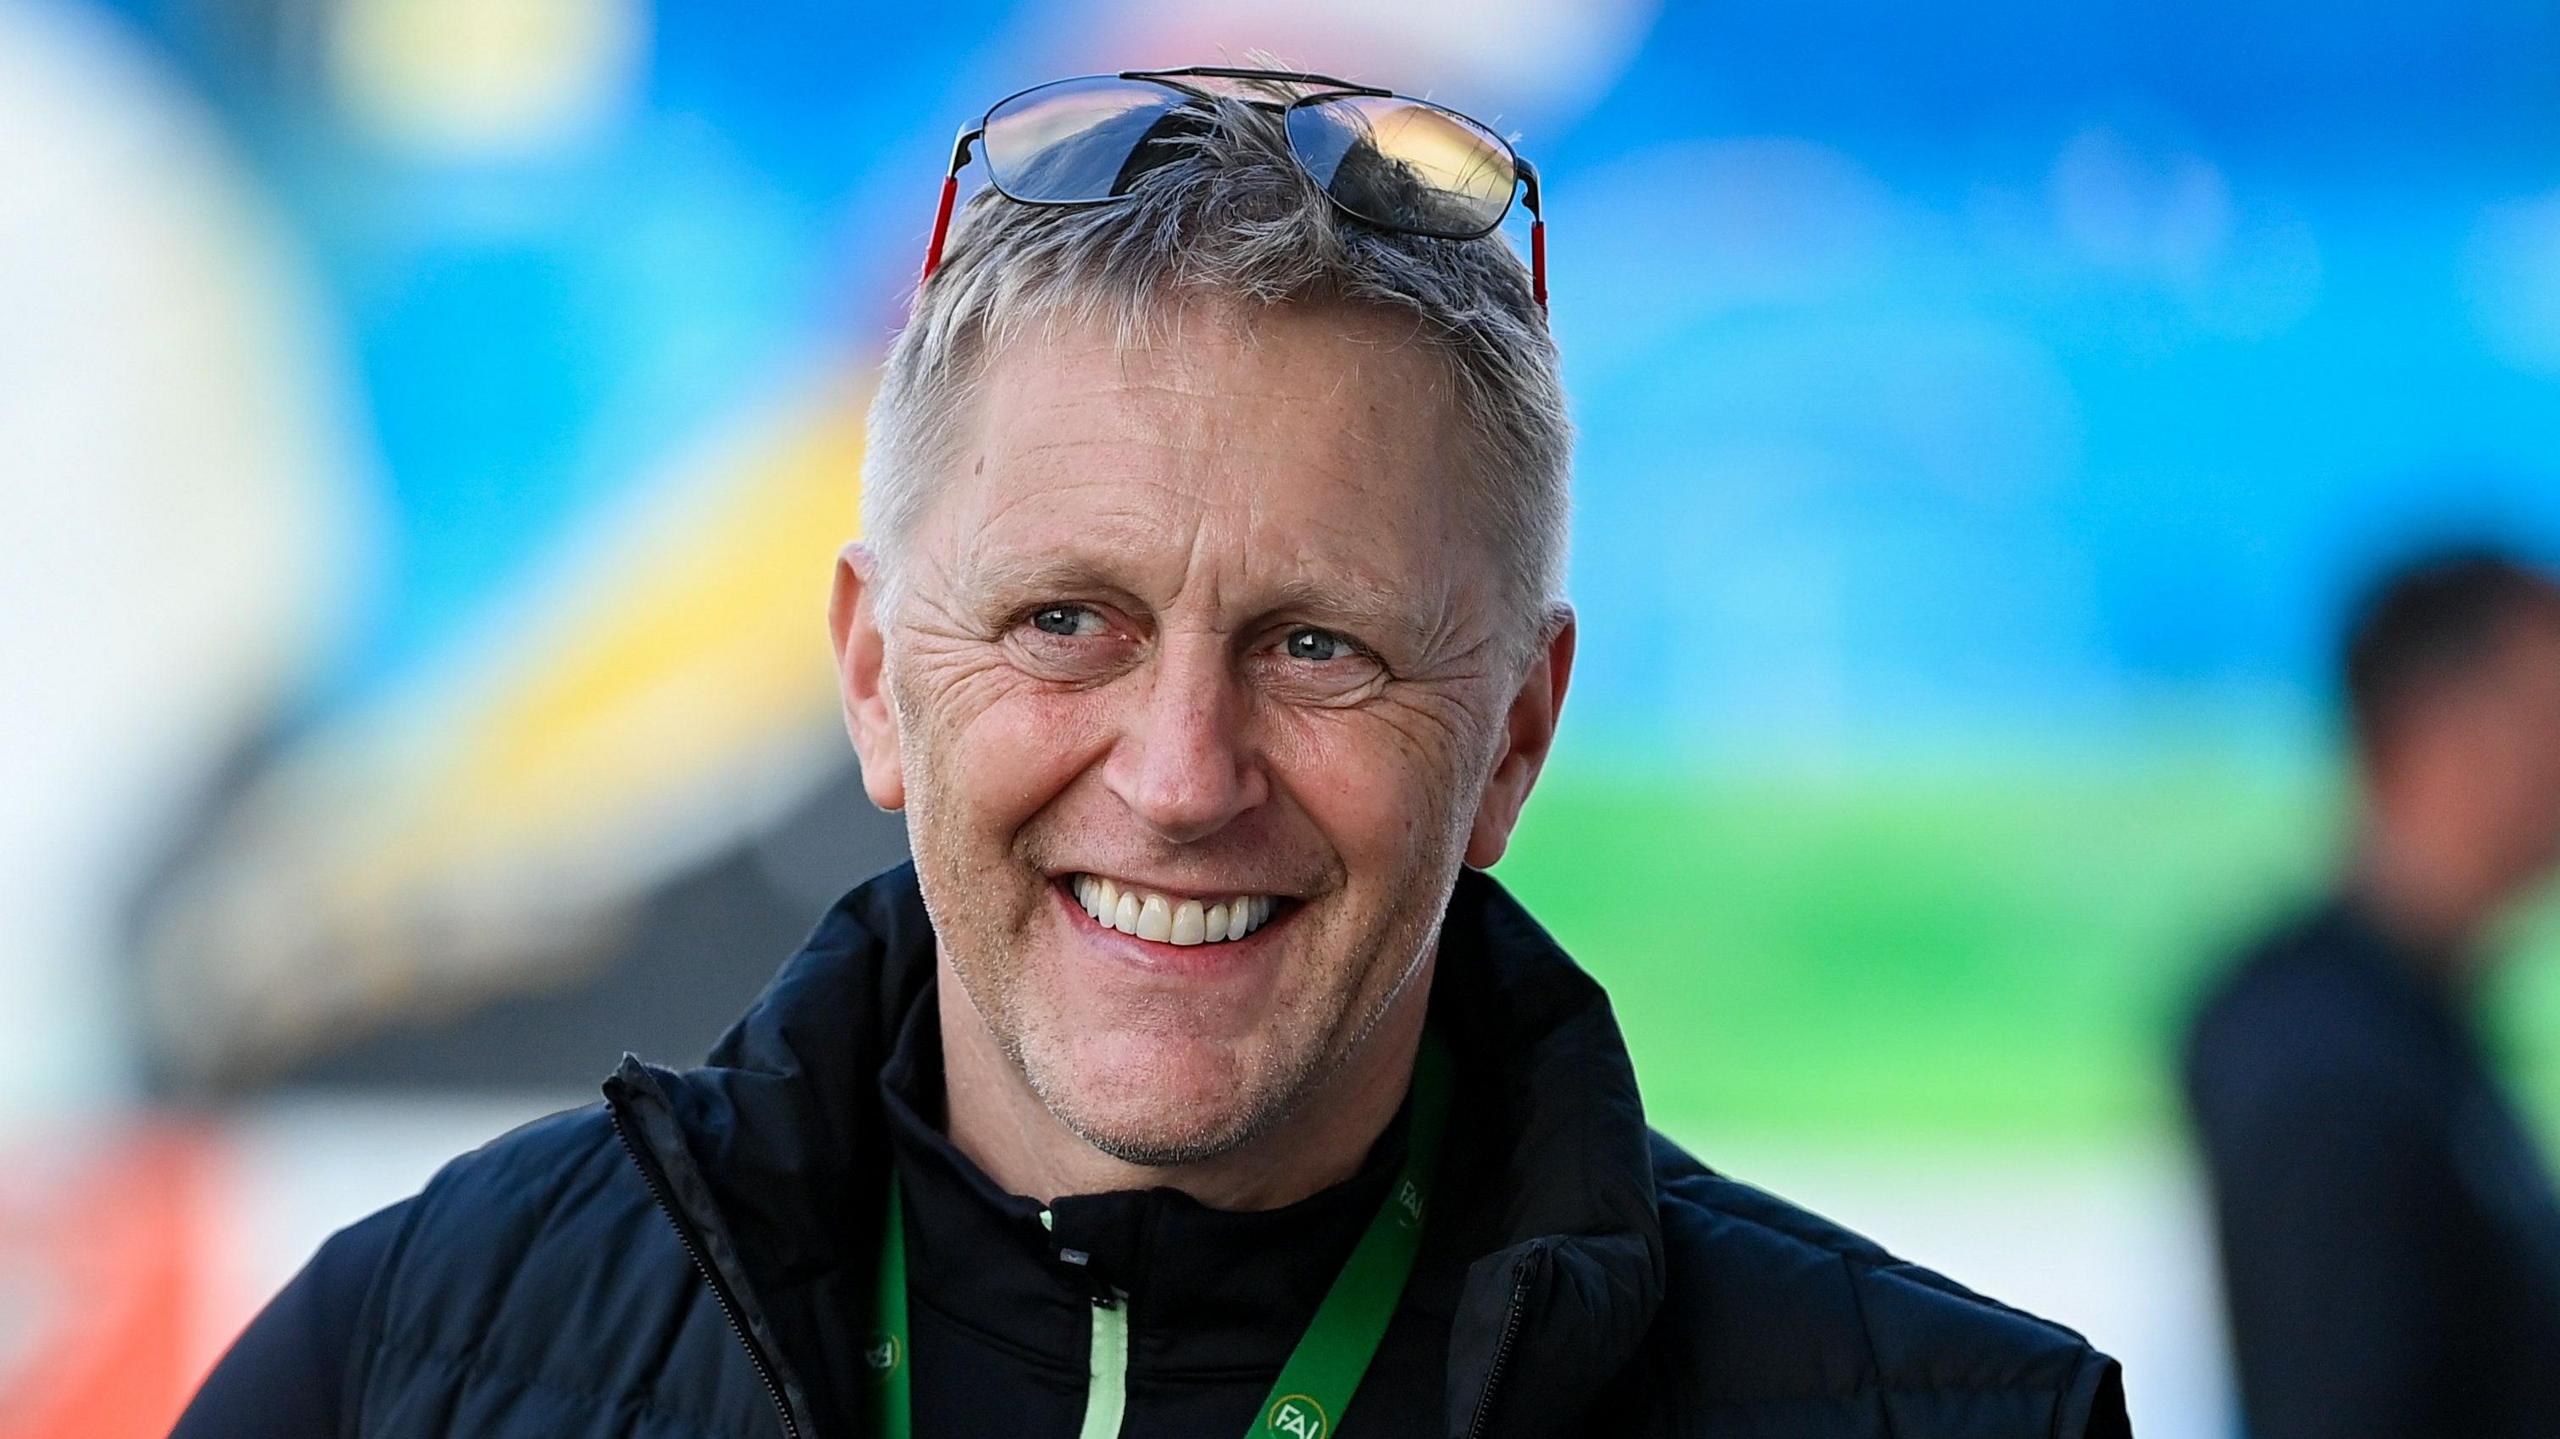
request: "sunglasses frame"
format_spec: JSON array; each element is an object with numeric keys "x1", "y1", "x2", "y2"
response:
[{"x1": 919, "y1": 65, "x2": 1547, "y2": 307}]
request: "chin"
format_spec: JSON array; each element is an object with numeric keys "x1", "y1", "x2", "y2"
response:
[{"x1": 1025, "y1": 1024, "x2": 1281, "y2": 1167}]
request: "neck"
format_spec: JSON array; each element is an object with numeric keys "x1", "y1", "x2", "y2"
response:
[{"x1": 936, "y1": 971, "x2": 1431, "y2": 1212}]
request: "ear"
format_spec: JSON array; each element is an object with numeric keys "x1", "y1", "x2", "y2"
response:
[
  {"x1": 1465, "y1": 606, "x2": 1576, "y2": 869},
  {"x1": 829, "y1": 542, "x2": 908, "y2": 812}
]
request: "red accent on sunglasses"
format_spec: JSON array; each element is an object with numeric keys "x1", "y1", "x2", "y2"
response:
[
  {"x1": 1531, "y1": 218, "x2": 1548, "y2": 309},
  {"x1": 922, "y1": 173, "x2": 960, "y2": 284}
]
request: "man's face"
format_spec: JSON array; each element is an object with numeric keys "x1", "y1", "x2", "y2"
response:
[{"x1": 833, "y1": 301, "x2": 1569, "y2": 1166}]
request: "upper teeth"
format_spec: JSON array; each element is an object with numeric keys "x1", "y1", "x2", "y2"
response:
[{"x1": 1071, "y1": 875, "x2": 1278, "y2": 945}]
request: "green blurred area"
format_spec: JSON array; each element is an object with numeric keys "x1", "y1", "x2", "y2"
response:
[{"x1": 1496, "y1": 750, "x2": 2560, "y2": 1146}]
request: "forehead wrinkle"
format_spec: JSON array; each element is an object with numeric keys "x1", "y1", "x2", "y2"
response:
[
  {"x1": 984, "y1": 397, "x2": 1422, "y2": 519},
  {"x1": 981, "y1": 314, "x2": 1457, "y2": 488},
  {"x1": 980, "y1": 423, "x2": 1393, "y2": 551},
  {"x1": 1045, "y1": 317, "x2": 1445, "y2": 451},
  {"x1": 1053, "y1": 378, "x2": 1401, "y2": 479}
]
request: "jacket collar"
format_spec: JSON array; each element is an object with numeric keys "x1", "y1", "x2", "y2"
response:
[
  {"x1": 1423, "y1": 865, "x2": 1669, "y2": 1437},
  {"x1": 609, "y1": 861, "x2": 1666, "y2": 1437}
]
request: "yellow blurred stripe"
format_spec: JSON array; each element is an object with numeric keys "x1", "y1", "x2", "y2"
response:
[{"x1": 404, "y1": 384, "x2": 866, "y2": 874}]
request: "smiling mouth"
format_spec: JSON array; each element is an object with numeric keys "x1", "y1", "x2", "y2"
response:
[{"x1": 1064, "y1": 874, "x2": 1287, "y2": 947}]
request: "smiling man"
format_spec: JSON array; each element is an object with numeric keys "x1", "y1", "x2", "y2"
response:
[
  {"x1": 175, "y1": 67, "x2": 2129, "y2": 1439},
  {"x1": 855, "y1": 294, "x2": 1542, "y2": 1220}
]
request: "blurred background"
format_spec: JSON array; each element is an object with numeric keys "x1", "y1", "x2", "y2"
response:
[{"x1": 7, "y1": 0, "x2": 2560, "y2": 1433}]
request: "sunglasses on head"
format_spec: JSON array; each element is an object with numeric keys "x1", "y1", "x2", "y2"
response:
[{"x1": 920, "y1": 65, "x2": 1547, "y2": 308}]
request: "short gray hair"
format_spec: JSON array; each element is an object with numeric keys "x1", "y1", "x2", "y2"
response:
[{"x1": 859, "y1": 79, "x2": 1570, "y2": 650}]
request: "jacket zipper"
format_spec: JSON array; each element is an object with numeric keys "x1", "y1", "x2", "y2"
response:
[
  {"x1": 1047, "y1": 1205, "x2": 1128, "y2": 1439},
  {"x1": 610, "y1": 1106, "x2": 805, "y2": 1439},
  {"x1": 1462, "y1": 1253, "x2": 1536, "y2": 1439},
  {"x1": 1079, "y1": 1291, "x2": 1130, "y2": 1439}
]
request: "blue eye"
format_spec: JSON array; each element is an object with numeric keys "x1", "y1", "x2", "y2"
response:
[
  {"x1": 1284, "y1": 628, "x2": 1354, "y2": 662},
  {"x1": 1029, "y1": 605, "x2": 1103, "y2": 637}
]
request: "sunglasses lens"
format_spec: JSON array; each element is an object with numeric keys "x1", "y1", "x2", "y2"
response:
[
  {"x1": 982, "y1": 76, "x2": 1200, "y2": 203},
  {"x1": 1286, "y1": 94, "x2": 1518, "y2": 240}
]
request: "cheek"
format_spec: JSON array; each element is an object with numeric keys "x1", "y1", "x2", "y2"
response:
[
  {"x1": 1268, "y1": 711, "x2": 1468, "y2": 874},
  {"x1": 897, "y1": 658, "x2": 1114, "y2": 834}
]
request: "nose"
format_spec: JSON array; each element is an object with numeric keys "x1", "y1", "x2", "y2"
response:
[{"x1": 1100, "y1": 634, "x2": 1268, "y2": 844}]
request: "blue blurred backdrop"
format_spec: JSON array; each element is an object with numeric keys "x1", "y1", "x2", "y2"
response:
[{"x1": 6, "y1": 1, "x2": 2560, "y2": 1432}]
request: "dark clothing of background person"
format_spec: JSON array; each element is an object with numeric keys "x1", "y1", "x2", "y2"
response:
[
  {"x1": 2183, "y1": 896, "x2": 2560, "y2": 1439},
  {"x1": 175, "y1": 863, "x2": 2131, "y2": 1439}
]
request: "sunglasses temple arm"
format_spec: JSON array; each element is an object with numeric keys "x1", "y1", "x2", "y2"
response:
[
  {"x1": 1519, "y1": 163, "x2": 1547, "y2": 311},
  {"x1": 1530, "y1": 218, "x2": 1548, "y2": 310},
  {"x1": 921, "y1": 127, "x2": 983, "y2": 284}
]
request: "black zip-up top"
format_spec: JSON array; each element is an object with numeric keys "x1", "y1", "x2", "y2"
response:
[{"x1": 180, "y1": 862, "x2": 2131, "y2": 1438}]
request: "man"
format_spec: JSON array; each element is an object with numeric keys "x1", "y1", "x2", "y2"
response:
[
  {"x1": 176, "y1": 67, "x2": 2129, "y2": 1437},
  {"x1": 2184, "y1": 550, "x2": 2560, "y2": 1439}
]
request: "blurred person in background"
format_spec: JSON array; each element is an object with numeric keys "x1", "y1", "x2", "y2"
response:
[
  {"x1": 2183, "y1": 549, "x2": 2560, "y2": 1439},
  {"x1": 171, "y1": 67, "x2": 2129, "y2": 1438}
]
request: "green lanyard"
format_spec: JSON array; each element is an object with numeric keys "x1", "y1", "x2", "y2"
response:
[{"x1": 865, "y1": 1032, "x2": 1454, "y2": 1439}]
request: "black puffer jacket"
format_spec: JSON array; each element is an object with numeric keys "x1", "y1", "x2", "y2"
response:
[{"x1": 278, "y1": 864, "x2": 2131, "y2": 1437}]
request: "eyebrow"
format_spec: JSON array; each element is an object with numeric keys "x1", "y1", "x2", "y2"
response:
[{"x1": 956, "y1": 548, "x2": 1441, "y2": 646}]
